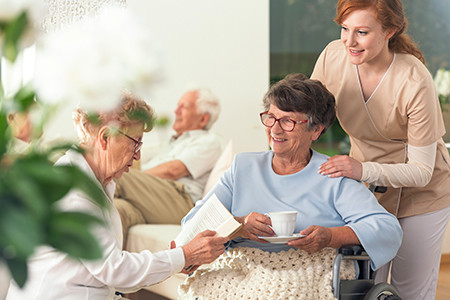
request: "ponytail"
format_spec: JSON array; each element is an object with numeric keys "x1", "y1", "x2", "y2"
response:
[{"x1": 389, "y1": 33, "x2": 425, "y2": 64}]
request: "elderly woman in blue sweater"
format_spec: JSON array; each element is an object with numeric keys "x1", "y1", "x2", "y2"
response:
[{"x1": 183, "y1": 73, "x2": 402, "y2": 271}]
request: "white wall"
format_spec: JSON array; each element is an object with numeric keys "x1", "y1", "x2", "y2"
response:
[
  {"x1": 2, "y1": 3, "x2": 268, "y2": 298},
  {"x1": 42, "y1": 0, "x2": 270, "y2": 154},
  {"x1": 127, "y1": 0, "x2": 269, "y2": 153}
]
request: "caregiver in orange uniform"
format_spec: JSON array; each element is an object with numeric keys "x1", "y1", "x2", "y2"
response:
[{"x1": 311, "y1": 0, "x2": 450, "y2": 299}]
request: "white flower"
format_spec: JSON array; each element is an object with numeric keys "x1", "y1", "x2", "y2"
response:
[
  {"x1": 0, "y1": 0, "x2": 46, "y2": 50},
  {"x1": 434, "y1": 69, "x2": 450, "y2": 98},
  {"x1": 0, "y1": 0, "x2": 34, "y2": 21},
  {"x1": 34, "y1": 6, "x2": 164, "y2": 112}
]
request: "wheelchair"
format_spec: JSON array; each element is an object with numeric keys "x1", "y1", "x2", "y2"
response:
[{"x1": 332, "y1": 245, "x2": 402, "y2": 300}]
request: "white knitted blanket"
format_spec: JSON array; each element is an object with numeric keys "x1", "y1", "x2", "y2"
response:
[{"x1": 178, "y1": 247, "x2": 355, "y2": 300}]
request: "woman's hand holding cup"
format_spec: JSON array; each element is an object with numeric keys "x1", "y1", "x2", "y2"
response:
[
  {"x1": 265, "y1": 211, "x2": 297, "y2": 237},
  {"x1": 235, "y1": 212, "x2": 274, "y2": 242}
]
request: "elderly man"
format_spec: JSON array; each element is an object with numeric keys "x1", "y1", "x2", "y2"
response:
[
  {"x1": 6, "y1": 110, "x2": 32, "y2": 153},
  {"x1": 114, "y1": 87, "x2": 222, "y2": 246}
]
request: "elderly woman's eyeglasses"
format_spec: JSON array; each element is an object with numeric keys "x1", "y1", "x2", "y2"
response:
[
  {"x1": 117, "y1": 130, "x2": 143, "y2": 153},
  {"x1": 259, "y1": 111, "x2": 308, "y2": 132}
]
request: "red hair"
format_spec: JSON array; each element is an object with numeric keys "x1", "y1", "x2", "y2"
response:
[{"x1": 335, "y1": 0, "x2": 425, "y2": 64}]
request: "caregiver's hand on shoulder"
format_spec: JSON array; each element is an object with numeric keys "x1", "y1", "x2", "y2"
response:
[
  {"x1": 287, "y1": 225, "x2": 332, "y2": 253},
  {"x1": 318, "y1": 155, "x2": 362, "y2": 180},
  {"x1": 235, "y1": 212, "x2": 274, "y2": 242},
  {"x1": 181, "y1": 230, "x2": 228, "y2": 268}
]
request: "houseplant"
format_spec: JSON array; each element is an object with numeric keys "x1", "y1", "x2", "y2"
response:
[
  {"x1": 0, "y1": 2, "x2": 162, "y2": 287},
  {"x1": 434, "y1": 68, "x2": 450, "y2": 108}
]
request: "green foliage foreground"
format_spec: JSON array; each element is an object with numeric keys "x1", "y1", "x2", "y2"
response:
[
  {"x1": 0, "y1": 10, "x2": 108, "y2": 288},
  {"x1": 0, "y1": 111, "x2": 108, "y2": 287}
]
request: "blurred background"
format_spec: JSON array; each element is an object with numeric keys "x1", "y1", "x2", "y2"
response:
[{"x1": 270, "y1": 0, "x2": 450, "y2": 156}]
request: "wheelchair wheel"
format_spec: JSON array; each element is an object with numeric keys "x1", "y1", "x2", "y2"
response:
[{"x1": 363, "y1": 283, "x2": 402, "y2": 300}]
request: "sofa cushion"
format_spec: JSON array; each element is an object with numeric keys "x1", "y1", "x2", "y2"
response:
[
  {"x1": 126, "y1": 224, "x2": 186, "y2": 299},
  {"x1": 124, "y1": 140, "x2": 234, "y2": 299},
  {"x1": 202, "y1": 140, "x2": 235, "y2": 198},
  {"x1": 126, "y1": 224, "x2": 182, "y2": 253}
]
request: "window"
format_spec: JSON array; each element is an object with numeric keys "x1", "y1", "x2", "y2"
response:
[{"x1": 270, "y1": 0, "x2": 450, "y2": 153}]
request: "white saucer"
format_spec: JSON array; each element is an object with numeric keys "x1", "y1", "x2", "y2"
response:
[{"x1": 258, "y1": 233, "x2": 306, "y2": 244}]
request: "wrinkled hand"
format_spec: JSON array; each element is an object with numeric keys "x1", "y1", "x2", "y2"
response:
[
  {"x1": 181, "y1": 230, "x2": 228, "y2": 269},
  {"x1": 235, "y1": 212, "x2": 274, "y2": 243},
  {"x1": 287, "y1": 225, "x2": 332, "y2": 253},
  {"x1": 318, "y1": 155, "x2": 362, "y2": 180},
  {"x1": 170, "y1": 241, "x2": 198, "y2": 274}
]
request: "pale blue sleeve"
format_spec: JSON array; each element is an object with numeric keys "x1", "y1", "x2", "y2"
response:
[{"x1": 334, "y1": 179, "x2": 402, "y2": 270}]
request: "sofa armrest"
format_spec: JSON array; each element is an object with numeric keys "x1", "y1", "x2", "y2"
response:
[{"x1": 126, "y1": 224, "x2": 186, "y2": 300}]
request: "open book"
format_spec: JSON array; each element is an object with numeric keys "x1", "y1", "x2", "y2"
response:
[{"x1": 174, "y1": 193, "x2": 242, "y2": 247}]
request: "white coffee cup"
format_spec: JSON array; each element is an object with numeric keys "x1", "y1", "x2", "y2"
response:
[{"x1": 266, "y1": 211, "x2": 297, "y2": 236}]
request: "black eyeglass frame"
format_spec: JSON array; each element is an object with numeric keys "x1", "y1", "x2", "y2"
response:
[
  {"x1": 117, "y1": 129, "x2": 143, "y2": 153},
  {"x1": 259, "y1": 111, "x2": 308, "y2": 132}
]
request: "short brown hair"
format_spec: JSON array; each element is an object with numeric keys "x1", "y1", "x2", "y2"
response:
[{"x1": 263, "y1": 73, "x2": 336, "y2": 137}]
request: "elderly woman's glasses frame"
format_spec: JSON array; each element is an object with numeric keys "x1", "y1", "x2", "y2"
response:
[
  {"x1": 259, "y1": 111, "x2": 308, "y2": 132},
  {"x1": 117, "y1": 130, "x2": 143, "y2": 153}
]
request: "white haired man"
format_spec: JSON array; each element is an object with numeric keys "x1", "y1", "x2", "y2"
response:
[{"x1": 114, "y1": 88, "x2": 222, "y2": 247}]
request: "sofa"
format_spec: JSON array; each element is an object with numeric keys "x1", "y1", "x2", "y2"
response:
[
  {"x1": 125, "y1": 140, "x2": 235, "y2": 299},
  {"x1": 0, "y1": 141, "x2": 234, "y2": 300}
]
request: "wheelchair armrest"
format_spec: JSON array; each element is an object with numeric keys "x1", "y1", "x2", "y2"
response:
[
  {"x1": 368, "y1": 184, "x2": 387, "y2": 193},
  {"x1": 333, "y1": 245, "x2": 372, "y2": 298},
  {"x1": 339, "y1": 244, "x2": 363, "y2": 256}
]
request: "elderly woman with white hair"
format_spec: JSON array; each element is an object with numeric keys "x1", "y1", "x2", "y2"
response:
[{"x1": 6, "y1": 93, "x2": 228, "y2": 300}]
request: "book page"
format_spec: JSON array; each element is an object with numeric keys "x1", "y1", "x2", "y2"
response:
[
  {"x1": 175, "y1": 194, "x2": 237, "y2": 246},
  {"x1": 215, "y1": 218, "x2": 241, "y2": 238}
]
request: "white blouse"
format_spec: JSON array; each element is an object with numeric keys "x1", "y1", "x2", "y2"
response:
[{"x1": 7, "y1": 149, "x2": 185, "y2": 300}]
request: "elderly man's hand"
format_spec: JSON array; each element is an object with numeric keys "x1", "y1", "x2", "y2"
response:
[
  {"x1": 181, "y1": 230, "x2": 228, "y2": 269},
  {"x1": 286, "y1": 225, "x2": 332, "y2": 253},
  {"x1": 235, "y1": 212, "x2": 274, "y2": 243},
  {"x1": 318, "y1": 155, "x2": 362, "y2": 180}
]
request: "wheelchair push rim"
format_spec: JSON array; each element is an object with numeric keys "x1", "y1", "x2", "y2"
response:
[{"x1": 362, "y1": 282, "x2": 402, "y2": 300}]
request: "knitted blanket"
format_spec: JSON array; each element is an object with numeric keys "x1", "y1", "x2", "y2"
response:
[{"x1": 178, "y1": 247, "x2": 355, "y2": 300}]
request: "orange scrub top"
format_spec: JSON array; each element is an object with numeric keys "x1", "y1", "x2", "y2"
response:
[{"x1": 312, "y1": 40, "x2": 450, "y2": 218}]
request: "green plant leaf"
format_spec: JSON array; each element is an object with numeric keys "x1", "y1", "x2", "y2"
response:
[
  {"x1": 0, "y1": 79, "x2": 4, "y2": 101},
  {"x1": 13, "y1": 84, "x2": 36, "y2": 112},
  {"x1": 3, "y1": 11, "x2": 28, "y2": 63},
  {"x1": 439, "y1": 94, "x2": 450, "y2": 112},
  {"x1": 155, "y1": 115, "x2": 170, "y2": 127},
  {"x1": 86, "y1": 113, "x2": 101, "y2": 125},
  {"x1": 127, "y1": 108, "x2": 154, "y2": 131},
  {"x1": 47, "y1": 143, "x2": 77, "y2": 155},
  {"x1": 47, "y1": 211, "x2": 104, "y2": 260},
  {"x1": 9, "y1": 155, "x2": 73, "y2": 206},
  {"x1": 67, "y1": 166, "x2": 108, "y2": 208},
  {"x1": 0, "y1": 206, "x2": 43, "y2": 259},
  {"x1": 4, "y1": 256, "x2": 28, "y2": 288},
  {"x1": 6, "y1": 173, "x2": 48, "y2": 218},
  {"x1": 0, "y1": 111, "x2": 8, "y2": 158}
]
